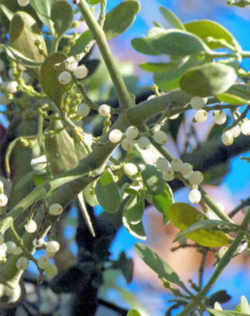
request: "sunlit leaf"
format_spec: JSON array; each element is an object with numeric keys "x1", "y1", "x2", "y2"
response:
[
  {"x1": 185, "y1": 19, "x2": 240, "y2": 50},
  {"x1": 160, "y1": 6, "x2": 185, "y2": 30},
  {"x1": 218, "y1": 84, "x2": 250, "y2": 105},
  {"x1": 127, "y1": 310, "x2": 142, "y2": 316},
  {"x1": 169, "y1": 203, "x2": 231, "y2": 247}
]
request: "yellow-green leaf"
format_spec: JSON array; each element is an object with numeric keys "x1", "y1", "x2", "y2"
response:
[{"x1": 169, "y1": 203, "x2": 231, "y2": 247}]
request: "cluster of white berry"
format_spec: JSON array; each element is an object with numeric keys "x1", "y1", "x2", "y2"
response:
[
  {"x1": 155, "y1": 157, "x2": 204, "y2": 203},
  {"x1": 58, "y1": 57, "x2": 88, "y2": 85},
  {"x1": 36, "y1": 240, "x2": 60, "y2": 277},
  {"x1": 221, "y1": 118, "x2": 250, "y2": 146},
  {"x1": 190, "y1": 96, "x2": 208, "y2": 123}
]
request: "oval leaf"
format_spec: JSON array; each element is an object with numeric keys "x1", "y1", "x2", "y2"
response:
[
  {"x1": 10, "y1": 11, "x2": 47, "y2": 63},
  {"x1": 51, "y1": 0, "x2": 73, "y2": 38},
  {"x1": 40, "y1": 52, "x2": 72, "y2": 105},
  {"x1": 169, "y1": 203, "x2": 231, "y2": 247},
  {"x1": 180, "y1": 63, "x2": 237, "y2": 97},
  {"x1": 104, "y1": 0, "x2": 140, "y2": 40},
  {"x1": 95, "y1": 170, "x2": 121, "y2": 213},
  {"x1": 160, "y1": 6, "x2": 185, "y2": 30},
  {"x1": 29, "y1": 0, "x2": 56, "y2": 33},
  {"x1": 185, "y1": 20, "x2": 240, "y2": 50},
  {"x1": 132, "y1": 29, "x2": 207, "y2": 57}
]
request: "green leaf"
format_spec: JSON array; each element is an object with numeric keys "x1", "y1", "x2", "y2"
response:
[
  {"x1": 70, "y1": 30, "x2": 93, "y2": 56},
  {"x1": 123, "y1": 191, "x2": 145, "y2": 225},
  {"x1": 51, "y1": 0, "x2": 73, "y2": 38},
  {"x1": 185, "y1": 19, "x2": 240, "y2": 50},
  {"x1": 180, "y1": 63, "x2": 237, "y2": 97},
  {"x1": 141, "y1": 165, "x2": 174, "y2": 223},
  {"x1": 135, "y1": 244, "x2": 187, "y2": 290},
  {"x1": 95, "y1": 170, "x2": 121, "y2": 213},
  {"x1": 4, "y1": 46, "x2": 42, "y2": 67},
  {"x1": 169, "y1": 203, "x2": 231, "y2": 247},
  {"x1": 207, "y1": 309, "x2": 250, "y2": 316},
  {"x1": 154, "y1": 55, "x2": 204, "y2": 91},
  {"x1": 175, "y1": 219, "x2": 235, "y2": 242},
  {"x1": 140, "y1": 62, "x2": 172, "y2": 73},
  {"x1": 123, "y1": 217, "x2": 146, "y2": 240},
  {"x1": 113, "y1": 252, "x2": 134, "y2": 284},
  {"x1": 40, "y1": 52, "x2": 71, "y2": 105},
  {"x1": 45, "y1": 120, "x2": 79, "y2": 175},
  {"x1": 104, "y1": 1, "x2": 140, "y2": 40},
  {"x1": 127, "y1": 310, "x2": 142, "y2": 316},
  {"x1": 29, "y1": 0, "x2": 56, "y2": 33},
  {"x1": 218, "y1": 84, "x2": 250, "y2": 105},
  {"x1": 132, "y1": 29, "x2": 207, "y2": 57},
  {"x1": 9, "y1": 11, "x2": 47, "y2": 63},
  {"x1": 160, "y1": 6, "x2": 185, "y2": 30}
]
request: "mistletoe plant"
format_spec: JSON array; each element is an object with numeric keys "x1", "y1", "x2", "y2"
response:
[{"x1": 0, "y1": 0, "x2": 249, "y2": 315}]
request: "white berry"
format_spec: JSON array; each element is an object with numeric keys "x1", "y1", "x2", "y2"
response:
[
  {"x1": 58, "y1": 71, "x2": 72, "y2": 85},
  {"x1": 49, "y1": 203, "x2": 64, "y2": 216},
  {"x1": 24, "y1": 219, "x2": 37, "y2": 233},
  {"x1": 98, "y1": 104, "x2": 111, "y2": 117},
  {"x1": 179, "y1": 162, "x2": 193, "y2": 176},
  {"x1": 194, "y1": 109, "x2": 208, "y2": 123},
  {"x1": 156, "y1": 158, "x2": 171, "y2": 172},
  {"x1": 241, "y1": 119, "x2": 250, "y2": 136},
  {"x1": 17, "y1": 0, "x2": 30, "y2": 7},
  {"x1": 231, "y1": 125, "x2": 241, "y2": 138},
  {"x1": 0, "y1": 243, "x2": 7, "y2": 261},
  {"x1": 153, "y1": 130, "x2": 167, "y2": 145},
  {"x1": 171, "y1": 159, "x2": 183, "y2": 172},
  {"x1": 125, "y1": 126, "x2": 139, "y2": 140},
  {"x1": 77, "y1": 103, "x2": 90, "y2": 117},
  {"x1": 218, "y1": 246, "x2": 228, "y2": 259},
  {"x1": 109, "y1": 129, "x2": 123, "y2": 143},
  {"x1": 73, "y1": 65, "x2": 88, "y2": 79},
  {"x1": 6, "y1": 81, "x2": 18, "y2": 94},
  {"x1": 65, "y1": 57, "x2": 78, "y2": 72},
  {"x1": 190, "y1": 96, "x2": 208, "y2": 109},
  {"x1": 213, "y1": 110, "x2": 227, "y2": 125},
  {"x1": 222, "y1": 130, "x2": 234, "y2": 146},
  {"x1": 37, "y1": 256, "x2": 50, "y2": 269},
  {"x1": 137, "y1": 136, "x2": 150, "y2": 149},
  {"x1": 123, "y1": 163, "x2": 138, "y2": 177},
  {"x1": 16, "y1": 256, "x2": 29, "y2": 270},
  {"x1": 187, "y1": 171, "x2": 204, "y2": 185},
  {"x1": 0, "y1": 194, "x2": 8, "y2": 207},
  {"x1": 46, "y1": 241, "x2": 60, "y2": 254},
  {"x1": 188, "y1": 188, "x2": 201, "y2": 204},
  {"x1": 163, "y1": 168, "x2": 175, "y2": 181},
  {"x1": 121, "y1": 138, "x2": 134, "y2": 151}
]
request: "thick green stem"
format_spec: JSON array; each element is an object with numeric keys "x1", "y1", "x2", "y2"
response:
[
  {"x1": 78, "y1": 0, "x2": 133, "y2": 109},
  {"x1": 177, "y1": 210, "x2": 250, "y2": 316}
]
